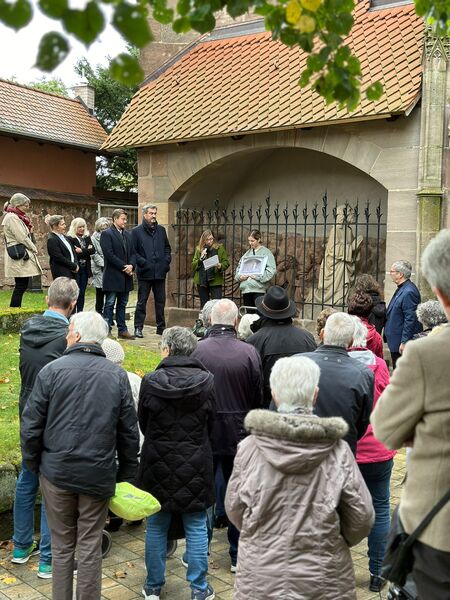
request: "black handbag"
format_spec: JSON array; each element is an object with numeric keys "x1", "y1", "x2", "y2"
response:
[
  {"x1": 6, "y1": 242, "x2": 29, "y2": 261},
  {"x1": 382, "y1": 488, "x2": 450, "y2": 587}
]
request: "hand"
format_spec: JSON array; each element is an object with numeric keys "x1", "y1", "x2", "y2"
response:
[
  {"x1": 217, "y1": 264, "x2": 222, "y2": 270},
  {"x1": 87, "y1": 245, "x2": 93, "y2": 250},
  {"x1": 74, "y1": 247, "x2": 82, "y2": 254},
  {"x1": 123, "y1": 265, "x2": 133, "y2": 275},
  {"x1": 399, "y1": 343, "x2": 405, "y2": 354},
  {"x1": 73, "y1": 266, "x2": 79, "y2": 273},
  {"x1": 200, "y1": 249, "x2": 207, "y2": 260},
  {"x1": 240, "y1": 275, "x2": 248, "y2": 281}
]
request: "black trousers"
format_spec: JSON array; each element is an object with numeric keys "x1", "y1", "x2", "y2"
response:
[
  {"x1": 10, "y1": 277, "x2": 30, "y2": 307},
  {"x1": 95, "y1": 288, "x2": 105, "y2": 315},
  {"x1": 413, "y1": 540, "x2": 450, "y2": 599},
  {"x1": 242, "y1": 292, "x2": 264, "y2": 308},
  {"x1": 134, "y1": 279, "x2": 166, "y2": 331},
  {"x1": 390, "y1": 351, "x2": 401, "y2": 369},
  {"x1": 198, "y1": 284, "x2": 222, "y2": 308}
]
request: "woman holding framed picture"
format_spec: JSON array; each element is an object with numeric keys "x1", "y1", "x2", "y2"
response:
[
  {"x1": 235, "y1": 230, "x2": 276, "y2": 307},
  {"x1": 192, "y1": 230, "x2": 229, "y2": 308}
]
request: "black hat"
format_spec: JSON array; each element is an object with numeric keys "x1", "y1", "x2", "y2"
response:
[{"x1": 255, "y1": 286, "x2": 296, "y2": 319}]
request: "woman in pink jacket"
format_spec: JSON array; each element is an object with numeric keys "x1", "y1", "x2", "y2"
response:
[{"x1": 348, "y1": 316, "x2": 396, "y2": 593}]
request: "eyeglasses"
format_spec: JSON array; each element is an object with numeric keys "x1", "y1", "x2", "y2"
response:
[{"x1": 389, "y1": 270, "x2": 398, "y2": 274}]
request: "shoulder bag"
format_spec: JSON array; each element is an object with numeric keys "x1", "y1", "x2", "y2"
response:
[{"x1": 5, "y1": 239, "x2": 29, "y2": 261}]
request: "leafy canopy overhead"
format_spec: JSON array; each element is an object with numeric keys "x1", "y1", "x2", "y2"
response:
[{"x1": 0, "y1": 0, "x2": 445, "y2": 111}]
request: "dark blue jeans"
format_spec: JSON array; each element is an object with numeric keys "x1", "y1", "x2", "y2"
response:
[
  {"x1": 75, "y1": 266, "x2": 89, "y2": 312},
  {"x1": 104, "y1": 291, "x2": 129, "y2": 333},
  {"x1": 358, "y1": 459, "x2": 393, "y2": 576}
]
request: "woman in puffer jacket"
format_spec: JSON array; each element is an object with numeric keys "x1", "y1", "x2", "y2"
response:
[
  {"x1": 348, "y1": 316, "x2": 396, "y2": 594},
  {"x1": 225, "y1": 355, "x2": 374, "y2": 600}
]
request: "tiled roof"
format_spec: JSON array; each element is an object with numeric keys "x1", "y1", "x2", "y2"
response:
[
  {"x1": 0, "y1": 79, "x2": 107, "y2": 152},
  {"x1": 104, "y1": 0, "x2": 424, "y2": 150}
]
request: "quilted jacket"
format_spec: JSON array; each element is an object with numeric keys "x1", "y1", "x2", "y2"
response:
[
  {"x1": 137, "y1": 355, "x2": 216, "y2": 513},
  {"x1": 225, "y1": 409, "x2": 375, "y2": 600}
]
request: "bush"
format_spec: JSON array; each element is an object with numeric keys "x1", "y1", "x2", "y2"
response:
[{"x1": 0, "y1": 309, "x2": 38, "y2": 334}]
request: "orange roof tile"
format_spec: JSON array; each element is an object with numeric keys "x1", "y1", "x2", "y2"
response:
[
  {"x1": 0, "y1": 79, "x2": 107, "y2": 152},
  {"x1": 104, "y1": 0, "x2": 424, "y2": 150}
]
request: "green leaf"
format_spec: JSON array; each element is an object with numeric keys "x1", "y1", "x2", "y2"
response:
[
  {"x1": 227, "y1": 0, "x2": 251, "y2": 17},
  {"x1": 151, "y1": 0, "x2": 174, "y2": 24},
  {"x1": 299, "y1": 68, "x2": 311, "y2": 87},
  {"x1": 306, "y1": 53, "x2": 325, "y2": 72},
  {"x1": 62, "y1": 1, "x2": 104, "y2": 46},
  {"x1": 366, "y1": 81, "x2": 383, "y2": 101},
  {"x1": 35, "y1": 31, "x2": 69, "y2": 71},
  {"x1": 176, "y1": 0, "x2": 190, "y2": 16},
  {"x1": 172, "y1": 15, "x2": 192, "y2": 32},
  {"x1": 190, "y1": 10, "x2": 215, "y2": 33},
  {"x1": 38, "y1": 0, "x2": 67, "y2": 19},
  {"x1": 109, "y1": 53, "x2": 144, "y2": 87},
  {"x1": 0, "y1": 0, "x2": 32, "y2": 30},
  {"x1": 112, "y1": 3, "x2": 152, "y2": 48}
]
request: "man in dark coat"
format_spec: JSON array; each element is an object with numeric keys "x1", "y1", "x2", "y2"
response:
[
  {"x1": 301, "y1": 311, "x2": 373, "y2": 456},
  {"x1": 247, "y1": 285, "x2": 317, "y2": 408},
  {"x1": 192, "y1": 299, "x2": 263, "y2": 573},
  {"x1": 21, "y1": 311, "x2": 139, "y2": 600},
  {"x1": 100, "y1": 208, "x2": 136, "y2": 339},
  {"x1": 137, "y1": 326, "x2": 215, "y2": 600},
  {"x1": 131, "y1": 204, "x2": 171, "y2": 338},
  {"x1": 384, "y1": 260, "x2": 422, "y2": 368},
  {"x1": 12, "y1": 277, "x2": 79, "y2": 579}
]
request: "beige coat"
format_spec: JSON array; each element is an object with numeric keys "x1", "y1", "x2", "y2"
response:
[
  {"x1": 371, "y1": 326, "x2": 450, "y2": 552},
  {"x1": 2, "y1": 213, "x2": 42, "y2": 279},
  {"x1": 225, "y1": 410, "x2": 374, "y2": 600}
]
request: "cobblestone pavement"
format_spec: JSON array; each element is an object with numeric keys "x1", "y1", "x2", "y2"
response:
[{"x1": 0, "y1": 451, "x2": 406, "y2": 600}]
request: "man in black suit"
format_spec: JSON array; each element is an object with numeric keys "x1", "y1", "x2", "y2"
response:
[
  {"x1": 100, "y1": 208, "x2": 136, "y2": 339},
  {"x1": 46, "y1": 215, "x2": 79, "y2": 280}
]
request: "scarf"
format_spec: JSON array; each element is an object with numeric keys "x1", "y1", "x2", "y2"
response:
[{"x1": 6, "y1": 205, "x2": 32, "y2": 231}]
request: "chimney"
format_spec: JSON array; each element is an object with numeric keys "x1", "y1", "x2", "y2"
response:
[{"x1": 72, "y1": 77, "x2": 95, "y2": 115}]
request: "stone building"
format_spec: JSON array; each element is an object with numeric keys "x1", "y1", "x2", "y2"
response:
[
  {"x1": 103, "y1": 0, "x2": 450, "y2": 314},
  {"x1": 0, "y1": 79, "x2": 108, "y2": 287}
]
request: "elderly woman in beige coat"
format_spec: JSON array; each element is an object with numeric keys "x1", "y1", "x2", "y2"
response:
[
  {"x1": 225, "y1": 355, "x2": 374, "y2": 600},
  {"x1": 2, "y1": 193, "x2": 42, "y2": 307}
]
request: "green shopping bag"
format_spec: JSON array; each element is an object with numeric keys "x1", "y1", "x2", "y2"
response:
[{"x1": 109, "y1": 482, "x2": 161, "y2": 521}]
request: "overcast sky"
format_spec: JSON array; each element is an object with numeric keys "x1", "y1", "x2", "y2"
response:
[{"x1": 0, "y1": 0, "x2": 128, "y2": 89}]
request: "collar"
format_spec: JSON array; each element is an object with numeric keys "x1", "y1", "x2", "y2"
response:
[
  {"x1": 43, "y1": 309, "x2": 69, "y2": 323},
  {"x1": 64, "y1": 343, "x2": 106, "y2": 357},
  {"x1": 207, "y1": 324, "x2": 237, "y2": 338},
  {"x1": 315, "y1": 345, "x2": 349, "y2": 356}
]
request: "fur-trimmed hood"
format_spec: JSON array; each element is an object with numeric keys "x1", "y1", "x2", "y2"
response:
[{"x1": 244, "y1": 409, "x2": 349, "y2": 474}]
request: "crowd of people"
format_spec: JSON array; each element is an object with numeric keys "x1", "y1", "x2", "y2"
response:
[{"x1": 2, "y1": 192, "x2": 450, "y2": 600}]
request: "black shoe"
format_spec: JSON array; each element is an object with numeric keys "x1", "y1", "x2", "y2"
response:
[
  {"x1": 118, "y1": 331, "x2": 135, "y2": 340},
  {"x1": 369, "y1": 575, "x2": 386, "y2": 592},
  {"x1": 156, "y1": 329, "x2": 164, "y2": 336},
  {"x1": 214, "y1": 514, "x2": 229, "y2": 529},
  {"x1": 134, "y1": 328, "x2": 144, "y2": 338}
]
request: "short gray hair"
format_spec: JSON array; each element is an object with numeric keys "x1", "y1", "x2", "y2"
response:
[
  {"x1": 350, "y1": 315, "x2": 369, "y2": 348},
  {"x1": 69, "y1": 311, "x2": 109, "y2": 345},
  {"x1": 211, "y1": 299, "x2": 238, "y2": 326},
  {"x1": 48, "y1": 214, "x2": 64, "y2": 229},
  {"x1": 392, "y1": 260, "x2": 412, "y2": 279},
  {"x1": 270, "y1": 356, "x2": 320, "y2": 413},
  {"x1": 161, "y1": 326, "x2": 197, "y2": 356},
  {"x1": 416, "y1": 300, "x2": 447, "y2": 329},
  {"x1": 142, "y1": 204, "x2": 157, "y2": 213},
  {"x1": 323, "y1": 312, "x2": 354, "y2": 348},
  {"x1": 201, "y1": 299, "x2": 220, "y2": 328},
  {"x1": 47, "y1": 277, "x2": 79, "y2": 309},
  {"x1": 94, "y1": 217, "x2": 110, "y2": 232},
  {"x1": 9, "y1": 193, "x2": 30, "y2": 208},
  {"x1": 422, "y1": 229, "x2": 450, "y2": 299}
]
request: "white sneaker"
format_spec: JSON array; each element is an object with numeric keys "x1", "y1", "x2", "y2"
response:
[{"x1": 142, "y1": 586, "x2": 161, "y2": 600}]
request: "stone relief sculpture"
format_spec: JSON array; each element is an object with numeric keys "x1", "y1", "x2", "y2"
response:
[{"x1": 308, "y1": 205, "x2": 363, "y2": 306}]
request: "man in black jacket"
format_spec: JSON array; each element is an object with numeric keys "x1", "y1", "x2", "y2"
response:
[
  {"x1": 21, "y1": 311, "x2": 139, "y2": 600},
  {"x1": 100, "y1": 208, "x2": 136, "y2": 339},
  {"x1": 12, "y1": 277, "x2": 79, "y2": 579},
  {"x1": 247, "y1": 285, "x2": 317, "y2": 408},
  {"x1": 131, "y1": 204, "x2": 171, "y2": 338},
  {"x1": 302, "y1": 311, "x2": 374, "y2": 455}
]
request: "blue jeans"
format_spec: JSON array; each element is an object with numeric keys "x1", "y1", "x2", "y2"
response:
[
  {"x1": 104, "y1": 291, "x2": 129, "y2": 333},
  {"x1": 75, "y1": 266, "x2": 89, "y2": 312},
  {"x1": 358, "y1": 459, "x2": 393, "y2": 576},
  {"x1": 13, "y1": 461, "x2": 51, "y2": 566},
  {"x1": 145, "y1": 510, "x2": 209, "y2": 591}
]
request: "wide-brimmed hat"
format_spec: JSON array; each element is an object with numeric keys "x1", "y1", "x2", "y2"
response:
[{"x1": 255, "y1": 286, "x2": 296, "y2": 319}]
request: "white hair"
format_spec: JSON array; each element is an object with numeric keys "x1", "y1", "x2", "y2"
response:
[
  {"x1": 9, "y1": 193, "x2": 30, "y2": 208},
  {"x1": 238, "y1": 313, "x2": 259, "y2": 340},
  {"x1": 350, "y1": 315, "x2": 368, "y2": 348},
  {"x1": 211, "y1": 299, "x2": 238, "y2": 326},
  {"x1": 392, "y1": 260, "x2": 412, "y2": 279},
  {"x1": 422, "y1": 229, "x2": 450, "y2": 299},
  {"x1": 70, "y1": 311, "x2": 109, "y2": 345},
  {"x1": 323, "y1": 312, "x2": 354, "y2": 348},
  {"x1": 161, "y1": 326, "x2": 197, "y2": 356},
  {"x1": 201, "y1": 299, "x2": 220, "y2": 328},
  {"x1": 270, "y1": 356, "x2": 320, "y2": 413},
  {"x1": 68, "y1": 217, "x2": 89, "y2": 238}
]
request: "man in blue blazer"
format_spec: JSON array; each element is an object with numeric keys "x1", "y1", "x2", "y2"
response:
[
  {"x1": 384, "y1": 260, "x2": 422, "y2": 368},
  {"x1": 100, "y1": 209, "x2": 136, "y2": 339}
]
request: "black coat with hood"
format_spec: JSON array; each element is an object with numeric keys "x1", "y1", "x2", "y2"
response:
[
  {"x1": 19, "y1": 314, "x2": 68, "y2": 417},
  {"x1": 21, "y1": 343, "x2": 139, "y2": 498},
  {"x1": 137, "y1": 355, "x2": 215, "y2": 513}
]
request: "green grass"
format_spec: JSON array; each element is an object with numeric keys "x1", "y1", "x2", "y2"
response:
[{"x1": 0, "y1": 332, "x2": 160, "y2": 465}]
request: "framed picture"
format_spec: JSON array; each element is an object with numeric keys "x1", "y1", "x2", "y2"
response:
[{"x1": 238, "y1": 255, "x2": 268, "y2": 277}]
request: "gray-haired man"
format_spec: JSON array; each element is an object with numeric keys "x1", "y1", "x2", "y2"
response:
[{"x1": 131, "y1": 204, "x2": 172, "y2": 337}]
